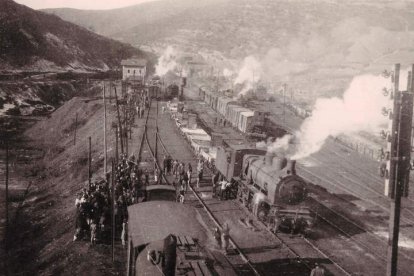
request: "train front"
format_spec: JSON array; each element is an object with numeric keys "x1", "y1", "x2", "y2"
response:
[{"x1": 243, "y1": 151, "x2": 314, "y2": 234}]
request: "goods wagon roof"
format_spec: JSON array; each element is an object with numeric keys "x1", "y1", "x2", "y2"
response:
[
  {"x1": 229, "y1": 105, "x2": 251, "y2": 113},
  {"x1": 240, "y1": 111, "x2": 255, "y2": 117},
  {"x1": 181, "y1": 127, "x2": 209, "y2": 136},
  {"x1": 223, "y1": 139, "x2": 259, "y2": 150},
  {"x1": 218, "y1": 97, "x2": 235, "y2": 105},
  {"x1": 128, "y1": 201, "x2": 205, "y2": 246}
]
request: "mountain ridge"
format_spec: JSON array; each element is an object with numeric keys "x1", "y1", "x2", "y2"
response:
[{"x1": 0, "y1": 0, "x2": 153, "y2": 71}]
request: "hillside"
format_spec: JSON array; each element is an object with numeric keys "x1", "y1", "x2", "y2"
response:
[
  {"x1": 44, "y1": 0, "x2": 414, "y2": 101},
  {"x1": 0, "y1": 0, "x2": 152, "y2": 71}
]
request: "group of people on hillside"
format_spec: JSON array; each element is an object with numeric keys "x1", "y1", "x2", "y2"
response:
[
  {"x1": 73, "y1": 154, "x2": 151, "y2": 245},
  {"x1": 73, "y1": 179, "x2": 111, "y2": 244},
  {"x1": 73, "y1": 152, "x2": 209, "y2": 244}
]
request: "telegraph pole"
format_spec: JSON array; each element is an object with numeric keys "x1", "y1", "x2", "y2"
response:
[
  {"x1": 5, "y1": 141, "x2": 9, "y2": 276},
  {"x1": 282, "y1": 83, "x2": 287, "y2": 124},
  {"x1": 88, "y1": 136, "x2": 92, "y2": 188},
  {"x1": 114, "y1": 87, "x2": 124, "y2": 154},
  {"x1": 111, "y1": 160, "x2": 115, "y2": 263},
  {"x1": 382, "y1": 64, "x2": 414, "y2": 276},
  {"x1": 103, "y1": 83, "x2": 107, "y2": 176}
]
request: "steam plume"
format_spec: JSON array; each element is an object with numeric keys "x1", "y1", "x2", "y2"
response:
[
  {"x1": 223, "y1": 68, "x2": 234, "y2": 77},
  {"x1": 234, "y1": 56, "x2": 262, "y2": 97},
  {"x1": 155, "y1": 46, "x2": 177, "y2": 76},
  {"x1": 290, "y1": 73, "x2": 396, "y2": 159},
  {"x1": 266, "y1": 72, "x2": 409, "y2": 160}
]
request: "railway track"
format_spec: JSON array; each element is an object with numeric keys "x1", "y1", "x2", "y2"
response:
[
  {"x1": 192, "y1": 98, "x2": 414, "y2": 274},
  {"x1": 153, "y1": 103, "x2": 263, "y2": 276},
  {"x1": 154, "y1": 102, "x2": 355, "y2": 276},
  {"x1": 306, "y1": 152, "x2": 414, "y2": 221}
]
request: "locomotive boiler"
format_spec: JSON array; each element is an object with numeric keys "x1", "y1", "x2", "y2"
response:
[{"x1": 215, "y1": 141, "x2": 314, "y2": 233}]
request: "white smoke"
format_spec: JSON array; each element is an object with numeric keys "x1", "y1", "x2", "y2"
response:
[
  {"x1": 234, "y1": 56, "x2": 262, "y2": 97},
  {"x1": 155, "y1": 46, "x2": 177, "y2": 76},
  {"x1": 268, "y1": 134, "x2": 293, "y2": 154},
  {"x1": 288, "y1": 73, "x2": 401, "y2": 160},
  {"x1": 223, "y1": 68, "x2": 234, "y2": 77},
  {"x1": 265, "y1": 70, "x2": 411, "y2": 160}
]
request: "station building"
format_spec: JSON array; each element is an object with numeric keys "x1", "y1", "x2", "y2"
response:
[{"x1": 121, "y1": 58, "x2": 147, "y2": 83}]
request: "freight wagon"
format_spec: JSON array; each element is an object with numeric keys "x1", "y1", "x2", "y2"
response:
[{"x1": 199, "y1": 89, "x2": 267, "y2": 135}]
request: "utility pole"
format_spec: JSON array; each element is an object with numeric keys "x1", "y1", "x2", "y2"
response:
[
  {"x1": 88, "y1": 137, "x2": 92, "y2": 188},
  {"x1": 282, "y1": 83, "x2": 287, "y2": 124},
  {"x1": 5, "y1": 141, "x2": 9, "y2": 276},
  {"x1": 103, "y1": 82, "x2": 107, "y2": 176},
  {"x1": 125, "y1": 107, "x2": 128, "y2": 156},
  {"x1": 382, "y1": 64, "x2": 414, "y2": 276},
  {"x1": 114, "y1": 87, "x2": 124, "y2": 154},
  {"x1": 111, "y1": 160, "x2": 115, "y2": 263},
  {"x1": 115, "y1": 126, "x2": 119, "y2": 165}
]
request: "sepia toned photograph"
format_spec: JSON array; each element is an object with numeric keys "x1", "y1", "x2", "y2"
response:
[{"x1": 1, "y1": 0, "x2": 414, "y2": 275}]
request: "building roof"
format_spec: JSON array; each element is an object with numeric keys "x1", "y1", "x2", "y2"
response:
[
  {"x1": 240, "y1": 111, "x2": 255, "y2": 117},
  {"x1": 121, "y1": 58, "x2": 147, "y2": 67},
  {"x1": 128, "y1": 201, "x2": 206, "y2": 246}
]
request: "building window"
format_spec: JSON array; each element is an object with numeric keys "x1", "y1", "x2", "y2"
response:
[{"x1": 128, "y1": 69, "x2": 130, "y2": 73}]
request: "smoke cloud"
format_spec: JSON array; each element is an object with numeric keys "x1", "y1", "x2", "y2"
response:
[
  {"x1": 155, "y1": 46, "x2": 177, "y2": 76},
  {"x1": 234, "y1": 56, "x2": 262, "y2": 97},
  {"x1": 265, "y1": 72, "x2": 409, "y2": 160},
  {"x1": 223, "y1": 68, "x2": 234, "y2": 77},
  {"x1": 291, "y1": 73, "x2": 393, "y2": 159}
]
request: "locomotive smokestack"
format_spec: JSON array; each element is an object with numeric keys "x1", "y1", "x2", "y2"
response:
[
  {"x1": 287, "y1": 160, "x2": 296, "y2": 175},
  {"x1": 265, "y1": 152, "x2": 274, "y2": 166}
]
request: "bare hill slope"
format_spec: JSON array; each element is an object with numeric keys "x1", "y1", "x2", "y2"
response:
[{"x1": 0, "y1": 0, "x2": 151, "y2": 71}]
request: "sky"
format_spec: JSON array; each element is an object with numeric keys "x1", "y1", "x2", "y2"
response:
[{"x1": 14, "y1": 0, "x2": 157, "y2": 10}]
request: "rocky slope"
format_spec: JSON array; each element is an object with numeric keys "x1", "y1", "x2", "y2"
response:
[{"x1": 0, "y1": 0, "x2": 151, "y2": 71}]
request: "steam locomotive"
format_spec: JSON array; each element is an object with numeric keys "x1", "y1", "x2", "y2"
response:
[{"x1": 215, "y1": 140, "x2": 314, "y2": 233}]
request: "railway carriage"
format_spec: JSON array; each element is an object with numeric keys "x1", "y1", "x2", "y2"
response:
[{"x1": 215, "y1": 140, "x2": 314, "y2": 233}]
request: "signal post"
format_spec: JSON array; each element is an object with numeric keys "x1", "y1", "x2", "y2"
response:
[{"x1": 382, "y1": 64, "x2": 414, "y2": 276}]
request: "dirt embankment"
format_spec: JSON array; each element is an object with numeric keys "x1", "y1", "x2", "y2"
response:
[{"x1": 4, "y1": 81, "x2": 125, "y2": 275}]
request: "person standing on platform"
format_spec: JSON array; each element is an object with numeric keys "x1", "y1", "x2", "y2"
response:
[
  {"x1": 212, "y1": 172, "x2": 220, "y2": 197},
  {"x1": 183, "y1": 170, "x2": 189, "y2": 192},
  {"x1": 172, "y1": 160, "x2": 179, "y2": 178},
  {"x1": 154, "y1": 167, "x2": 159, "y2": 184},
  {"x1": 213, "y1": 227, "x2": 221, "y2": 249},
  {"x1": 196, "y1": 160, "x2": 203, "y2": 188},
  {"x1": 121, "y1": 219, "x2": 128, "y2": 247},
  {"x1": 186, "y1": 169, "x2": 192, "y2": 187},
  {"x1": 310, "y1": 263, "x2": 325, "y2": 276}
]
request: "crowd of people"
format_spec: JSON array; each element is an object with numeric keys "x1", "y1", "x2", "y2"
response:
[
  {"x1": 73, "y1": 152, "x2": 210, "y2": 244},
  {"x1": 73, "y1": 154, "x2": 150, "y2": 244}
]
